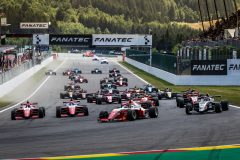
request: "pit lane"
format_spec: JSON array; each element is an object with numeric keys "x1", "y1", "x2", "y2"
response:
[{"x1": 0, "y1": 57, "x2": 240, "y2": 159}]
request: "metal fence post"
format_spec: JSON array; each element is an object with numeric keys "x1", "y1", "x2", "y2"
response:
[{"x1": 150, "y1": 46, "x2": 152, "y2": 67}]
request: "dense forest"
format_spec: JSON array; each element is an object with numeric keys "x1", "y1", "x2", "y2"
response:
[{"x1": 0, "y1": 0, "x2": 239, "y2": 51}]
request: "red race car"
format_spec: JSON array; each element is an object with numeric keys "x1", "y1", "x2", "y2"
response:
[
  {"x1": 56, "y1": 100, "x2": 88, "y2": 118},
  {"x1": 73, "y1": 75, "x2": 88, "y2": 83},
  {"x1": 98, "y1": 100, "x2": 158, "y2": 122},
  {"x1": 113, "y1": 77, "x2": 128, "y2": 87},
  {"x1": 11, "y1": 101, "x2": 45, "y2": 120}
]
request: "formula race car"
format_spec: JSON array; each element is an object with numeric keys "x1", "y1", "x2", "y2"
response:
[
  {"x1": 63, "y1": 69, "x2": 82, "y2": 76},
  {"x1": 63, "y1": 69, "x2": 72, "y2": 76},
  {"x1": 91, "y1": 68, "x2": 102, "y2": 74},
  {"x1": 72, "y1": 89, "x2": 88, "y2": 100},
  {"x1": 185, "y1": 96, "x2": 229, "y2": 115},
  {"x1": 114, "y1": 78, "x2": 128, "y2": 87},
  {"x1": 96, "y1": 94, "x2": 122, "y2": 105},
  {"x1": 92, "y1": 57, "x2": 100, "y2": 61},
  {"x1": 109, "y1": 72, "x2": 121, "y2": 78},
  {"x1": 100, "y1": 77, "x2": 115, "y2": 84},
  {"x1": 132, "y1": 94, "x2": 159, "y2": 107},
  {"x1": 109, "y1": 68, "x2": 120, "y2": 74},
  {"x1": 45, "y1": 69, "x2": 56, "y2": 75},
  {"x1": 87, "y1": 90, "x2": 119, "y2": 103},
  {"x1": 73, "y1": 75, "x2": 88, "y2": 83},
  {"x1": 114, "y1": 76, "x2": 128, "y2": 82},
  {"x1": 158, "y1": 88, "x2": 177, "y2": 100},
  {"x1": 56, "y1": 100, "x2": 89, "y2": 118},
  {"x1": 98, "y1": 100, "x2": 158, "y2": 122},
  {"x1": 11, "y1": 101, "x2": 45, "y2": 120},
  {"x1": 176, "y1": 90, "x2": 201, "y2": 108},
  {"x1": 71, "y1": 68, "x2": 82, "y2": 74},
  {"x1": 60, "y1": 89, "x2": 74, "y2": 99},
  {"x1": 64, "y1": 82, "x2": 81, "y2": 91},
  {"x1": 143, "y1": 84, "x2": 159, "y2": 93},
  {"x1": 101, "y1": 59, "x2": 109, "y2": 64},
  {"x1": 101, "y1": 82, "x2": 117, "y2": 90}
]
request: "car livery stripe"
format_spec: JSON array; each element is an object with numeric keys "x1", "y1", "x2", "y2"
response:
[{"x1": 18, "y1": 144, "x2": 240, "y2": 160}]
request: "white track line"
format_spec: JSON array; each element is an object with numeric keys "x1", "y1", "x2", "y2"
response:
[
  {"x1": 0, "y1": 60, "x2": 66, "y2": 113},
  {"x1": 115, "y1": 60, "x2": 240, "y2": 109}
]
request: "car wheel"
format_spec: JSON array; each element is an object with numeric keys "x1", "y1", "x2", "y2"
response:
[
  {"x1": 127, "y1": 110, "x2": 137, "y2": 121},
  {"x1": 39, "y1": 108, "x2": 45, "y2": 118},
  {"x1": 149, "y1": 107, "x2": 158, "y2": 118},
  {"x1": 185, "y1": 103, "x2": 192, "y2": 115},
  {"x1": 83, "y1": 107, "x2": 89, "y2": 116},
  {"x1": 221, "y1": 101, "x2": 229, "y2": 111},
  {"x1": 99, "y1": 111, "x2": 109, "y2": 118},
  {"x1": 215, "y1": 103, "x2": 222, "y2": 113},
  {"x1": 56, "y1": 106, "x2": 61, "y2": 118},
  {"x1": 11, "y1": 109, "x2": 16, "y2": 120}
]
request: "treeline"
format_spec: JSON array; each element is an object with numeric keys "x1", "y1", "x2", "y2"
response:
[{"x1": 0, "y1": 0, "x2": 238, "y2": 51}]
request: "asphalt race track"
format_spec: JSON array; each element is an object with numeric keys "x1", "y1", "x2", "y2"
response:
[{"x1": 0, "y1": 57, "x2": 240, "y2": 159}]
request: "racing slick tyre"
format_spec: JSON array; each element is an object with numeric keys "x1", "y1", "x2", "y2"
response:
[
  {"x1": 185, "y1": 103, "x2": 192, "y2": 115},
  {"x1": 87, "y1": 97, "x2": 93, "y2": 103},
  {"x1": 153, "y1": 98, "x2": 159, "y2": 106},
  {"x1": 39, "y1": 108, "x2": 45, "y2": 118},
  {"x1": 39, "y1": 107, "x2": 46, "y2": 117},
  {"x1": 178, "y1": 98, "x2": 185, "y2": 108},
  {"x1": 215, "y1": 103, "x2": 222, "y2": 113},
  {"x1": 118, "y1": 98, "x2": 122, "y2": 104},
  {"x1": 56, "y1": 106, "x2": 61, "y2": 118},
  {"x1": 149, "y1": 107, "x2": 158, "y2": 118},
  {"x1": 11, "y1": 109, "x2": 17, "y2": 120},
  {"x1": 99, "y1": 111, "x2": 109, "y2": 118},
  {"x1": 158, "y1": 94, "x2": 162, "y2": 100},
  {"x1": 83, "y1": 107, "x2": 89, "y2": 116},
  {"x1": 96, "y1": 98, "x2": 102, "y2": 105},
  {"x1": 127, "y1": 110, "x2": 137, "y2": 121},
  {"x1": 221, "y1": 101, "x2": 229, "y2": 111}
]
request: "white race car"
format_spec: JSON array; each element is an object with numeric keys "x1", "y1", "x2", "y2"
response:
[
  {"x1": 185, "y1": 96, "x2": 229, "y2": 115},
  {"x1": 101, "y1": 59, "x2": 109, "y2": 64}
]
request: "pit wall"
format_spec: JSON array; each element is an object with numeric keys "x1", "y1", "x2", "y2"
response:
[
  {"x1": 0, "y1": 56, "x2": 53, "y2": 97},
  {"x1": 125, "y1": 57, "x2": 240, "y2": 86}
]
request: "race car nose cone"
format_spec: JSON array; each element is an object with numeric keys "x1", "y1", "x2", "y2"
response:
[
  {"x1": 69, "y1": 107, "x2": 76, "y2": 115},
  {"x1": 24, "y1": 110, "x2": 31, "y2": 118}
]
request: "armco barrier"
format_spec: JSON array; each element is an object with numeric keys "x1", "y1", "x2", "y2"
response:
[
  {"x1": 125, "y1": 57, "x2": 240, "y2": 86},
  {"x1": 0, "y1": 56, "x2": 53, "y2": 97}
]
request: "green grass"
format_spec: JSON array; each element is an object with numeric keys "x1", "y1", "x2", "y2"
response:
[{"x1": 120, "y1": 62, "x2": 240, "y2": 106}]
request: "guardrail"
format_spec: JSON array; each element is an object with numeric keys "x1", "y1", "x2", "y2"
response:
[{"x1": 0, "y1": 54, "x2": 50, "y2": 85}]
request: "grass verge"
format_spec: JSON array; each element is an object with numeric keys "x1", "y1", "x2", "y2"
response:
[{"x1": 120, "y1": 62, "x2": 240, "y2": 106}]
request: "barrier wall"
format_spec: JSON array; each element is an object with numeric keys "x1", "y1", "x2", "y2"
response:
[
  {"x1": 125, "y1": 57, "x2": 240, "y2": 86},
  {"x1": 0, "y1": 56, "x2": 53, "y2": 97}
]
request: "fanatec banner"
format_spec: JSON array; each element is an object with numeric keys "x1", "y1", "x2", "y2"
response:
[
  {"x1": 20, "y1": 23, "x2": 49, "y2": 29},
  {"x1": 227, "y1": 59, "x2": 240, "y2": 75},
  {"x1": 49, "y1": 34, "x2": 92, "y2": 46},
  {"x1": 92, "y1": 34, "x2": 152, "y2": 46},
  {"x1": 191, "y1": 60, "x2": 227, "y2": 75}
]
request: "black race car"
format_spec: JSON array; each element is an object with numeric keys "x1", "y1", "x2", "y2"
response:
[
  {"x1": 91, "y1": 68, "x2": 102, "y2": 74},
  {"x1": 45, "y1": 69, "x2": 56, "y2": 75}
]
